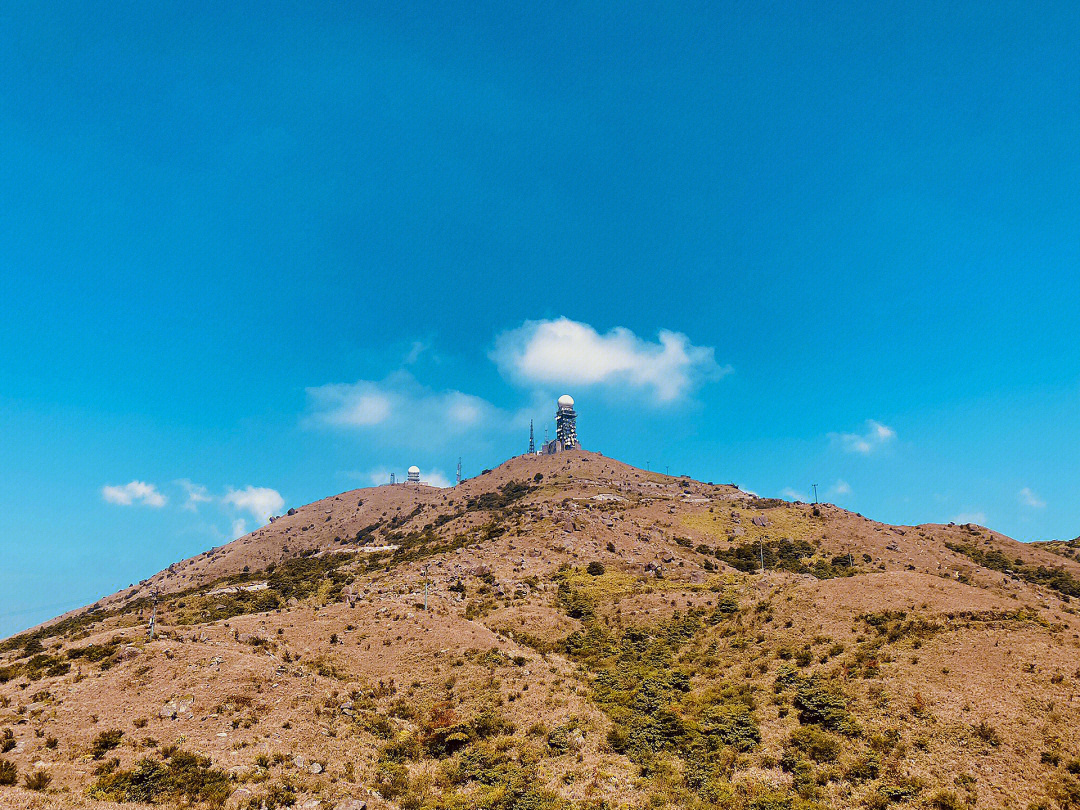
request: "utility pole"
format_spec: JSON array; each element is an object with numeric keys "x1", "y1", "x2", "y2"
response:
[
  {"x1": 813, "y1": 484, "x2": 819, "y2": 504},
  {"x1": 147, "y1": 589, "x2": 158, "y2": 641},
  {"x1": 665, "y1": 465, "x2": 669, "y2": 476},
  {"x1": 759, "y1": 538, "x2": 765, "y2": 575}
]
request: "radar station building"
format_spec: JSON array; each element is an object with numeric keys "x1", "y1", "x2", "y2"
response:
[{"x1": 540, "y1": 395, "x2": 578, "y2": 454}]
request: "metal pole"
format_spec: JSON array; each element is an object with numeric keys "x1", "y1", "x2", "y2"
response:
[
  {"x1": 813, "y1": 484, "x2": 818, "y2": 504},
  {"x1": 759, "y1": 539, "x2": 765, "y2": 575}
]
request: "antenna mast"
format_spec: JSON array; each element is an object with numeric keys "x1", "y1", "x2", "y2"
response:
[
  {"x1": 456, "y1": 457, "x2": 462, "y2": 486},
  {"x1": 528, "y1": 420, "x2": 535, "y2": 455}
]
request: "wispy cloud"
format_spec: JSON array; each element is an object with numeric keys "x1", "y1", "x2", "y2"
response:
[
  {"x1": 177, "y1": 479, "x2": 212, "y2": 511},
  {"x1": 304, "y1": 370, "x2": 507, "y2": 441},
  {"x1": 1019, "y1": 487, "x2": 1046, "y2": 509},
  {"x1": 829, "y1": 479, "x2": 852, "y2": 497},
  {"x1": 781, "y1": 487, "x2": 808, "y2": 502},
  {"x1": 952, "y1": 511, "x2": 987, "y2": 526},
  {"x1": 230, "y1": 519, "x2": 248, "y2": 539},
  {"x1": 102, "y1": 481, "x2": 167, "y2": 507},
  {"x1": 831, "y1": 420, "x2": 896, "y2": 454},
  {"x1": 491, "y1": 317, "x2": 729, "y2": 403},
  {"x1": 222, "y1": 486, "x2": 285, "y2": 525}
]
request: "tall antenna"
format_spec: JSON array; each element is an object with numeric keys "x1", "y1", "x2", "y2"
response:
[
  {"x1": 528, "y1": 419, "x2": 535, "y2": 455},
  {"x1": 390, "y1": 472, "x2": 395, "y2": 485},
  {"x1": 812, "y1": 483, "x2": 819, "y2": 504},
  {"x1": 456, "y1": 457, "x2": 462, "y2": 485}
]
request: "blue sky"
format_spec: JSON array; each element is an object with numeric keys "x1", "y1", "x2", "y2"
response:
[{"x1": 2, "y1": 1, "x2": 1078, "y2": 636}]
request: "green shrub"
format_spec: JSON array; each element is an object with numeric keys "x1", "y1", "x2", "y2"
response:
[
  {"x1": 787, "y1": 726, "x2": 840, "y2": 762},
  {"x1": 792, "y1": 677, "x2": 851, "y2": 731},
  {"x1": 972, "y1": 720, "x2": 1000, "y2": 747},
  {"x1": 586, "y1": 561, "x2": 606, "y2": 576},
  {"x1": 0, "y1": 729, "x2": 13, "y2": 753},
  {"x1": 928, "y1": 789, "x2": 965, "y2": 810},
  {"x1": 88, "y1": 750, "x2": 229, "y2": 805},
  {"x1": 701, "y1": 703, "x2": 761, "y2": 751},
  {"x1": 0, "y1": 759, "x2": 17, "y2": 786},
  {"x1": 24, "y1": 769, "x2": 51, "y2": 791},
  {"x1": 91, "y1": 728, "x2": 124, "y2": 759}
]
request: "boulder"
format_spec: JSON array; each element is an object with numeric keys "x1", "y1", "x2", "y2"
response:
[{"x1": 309, "y1": 761, "x2": 324, "y2": 774}]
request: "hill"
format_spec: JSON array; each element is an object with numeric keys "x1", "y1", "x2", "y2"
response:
[{"x1": 2, "y1": 451, "x2": 1080, "y2": 810}]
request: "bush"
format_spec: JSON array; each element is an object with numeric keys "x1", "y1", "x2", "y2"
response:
[
  {"x1": 88, "y1": 750, "x2": 229, "y2": 805},
  {"x1": 701, "y1": 703, "x2": 761, "y2": 751},
  {"x1": 91, "y1": 728, "x2": 124, "y2": 759},
  {"x1": 972, "y1": 720, "x2": 1000, "y2": 747},
  {"x1": 793, "y1": 678, "x2": 851, "y2": 731},
  {"x1": 929, "y1": 789, "x2": 965, "y2": 810},
  {"x1": 586, "y1": 561, "x2": 606, "y2": 576},
  {"x1": 788, "y1": 726, "x2": 840, "y2": 762},
  {"x1": 0, "y1": 729, "x2": 13, "y2": 753},
  {"x1": 24, "y1": 768, "x2": 51, "y2": 791},
  {"x1": 0, "y1": 759, "x2": 17, "y2": 786}
]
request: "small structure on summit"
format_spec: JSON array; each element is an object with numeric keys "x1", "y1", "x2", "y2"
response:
[
  {"x1": 540, "y1": 394, "x2": 579, "y2": 454},
  {"x1": 407, "y1": 465, "x2": 421, "y2": 484}
]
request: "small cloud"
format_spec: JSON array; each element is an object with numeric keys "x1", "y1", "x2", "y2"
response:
[
  {"x1": 405, "y1": 341, "x2": 428, "y2": 364},
  {"x1": 491, "y1": 317, "x2": 729, "y2": 403},
  {"x1": 222, "y1": 486, "x2": 285, "y2": 526},
  {"x1": 831, "y1": 420, "x2": 896, "y2": 454},
  {"x1": 231, "y1": 519, "x2": 247, "y2": 539},
  {"x1": 829, "y1": 479, "x2": 852, "y2": 497},
  {"x1": 102, "y1": 481, "x2": 167, "y2": 507},
  {"x1": 1019, "y1": 487, "x2": 1046, "y2": 509},
  {"x1": 304, "y1": 371, "x2": 506, "y2": 442},
  {"x1": 781, "y1": 487, "x2": 808, "y2": 502},
  {"x1": 177, "y1": 479, "x2": 212, "y2": 511},
  {"x1": 424, "y1": 469, "x2": 453, "y2": 488},
  {"x1": 952, "y1": 511, "x2": 987, "y2": 526}
]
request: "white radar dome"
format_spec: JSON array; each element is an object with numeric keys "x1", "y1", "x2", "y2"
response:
[
  {"x1": 558, "y1": 394, "x2": 575, "y2": 408},
  {"x1": 408, "y1": 465, "x2": 420, "y2": 474}
]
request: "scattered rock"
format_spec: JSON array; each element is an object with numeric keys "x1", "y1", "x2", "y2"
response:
[
  {"x1": 287, "y1": 508, "x2": 298, "y2": 516},
  {"x1": 309, "y1": 761, "x2": 324, "y2": 774}
]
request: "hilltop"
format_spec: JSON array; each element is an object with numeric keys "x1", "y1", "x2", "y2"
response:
[{"x1": 2, "y1": 451, "x2": 1080, "y2": 810}]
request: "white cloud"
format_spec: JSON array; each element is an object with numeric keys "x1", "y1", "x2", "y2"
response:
[
  {"x1": 405, "y1": 341, "x2": 428, "y2": 364},
  {"x1": 952, "y1": 512, "x2": 987, "y2": 526},
  {"x1": 1019, "y1": 487, "x2": 1046, "y2": 508},
  {"x1": 177, "y1": 479, "x2": 212, "y2": 511},
  {"x1": 305, "y1": 371, "x2": 506, "y2": 440},
  {"x1": 830, "y1": 479, "x2": 852, "y2": 497},
  {"x1": 831, "y1": 420, "x2": 896, "y2": 454},
  {"x1": 781, "y1": 487, "x2": 808, "y2": 502},
  {"x1": 424, "y1": 469, "x2": 453, "y2": 488},
  {"x1": 102, "y1": 481, "x2": 167, "y2": 507},
  {"x1": 491, "y1": 317, "x2": 728, "y2": 403},
  {"x1": 222, "y1": 486, "x2": 285, "y2": 525},
  {"x1": 231, "y1": 519, "x2": 248, "y2": 539}
]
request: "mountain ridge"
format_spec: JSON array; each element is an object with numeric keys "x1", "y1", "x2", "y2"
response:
[{"x1": 2, "y1": 450, "x2": 1080, "y2": 809}]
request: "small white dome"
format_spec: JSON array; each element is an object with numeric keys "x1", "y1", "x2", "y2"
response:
[
  {"x1": 558, "y1": 394, "x2": 575, "y2": 408},
  {"x1": 408, "y1": 465, "x2": 420, "y2": 474}
]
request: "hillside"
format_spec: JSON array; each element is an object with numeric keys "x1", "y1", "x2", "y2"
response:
[{"x1": 2, "y1": 451, "x2": 1080, "y2": 810}]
